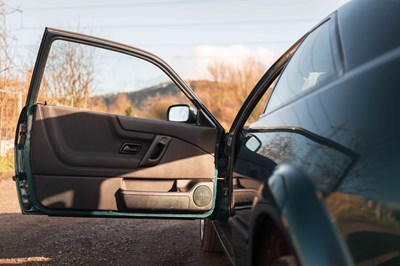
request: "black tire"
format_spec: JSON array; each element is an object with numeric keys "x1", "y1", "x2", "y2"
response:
[
  {"x1": 271, "y1": 256, "x2": 298, "y2": 266},
  {"x1": 200, "y1": 219, "x2": 223, "y2": 252}
]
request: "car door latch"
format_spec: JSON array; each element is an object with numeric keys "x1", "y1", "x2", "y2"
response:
[{"x1": 120, "y1": 143, "x2": 142, "y2": 154}]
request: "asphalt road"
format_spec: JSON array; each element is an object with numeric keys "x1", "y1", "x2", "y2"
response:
[{"x1": 0, "y1": 177, "x2": 230, "y2": 265}]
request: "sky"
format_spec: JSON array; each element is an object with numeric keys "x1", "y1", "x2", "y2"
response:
[{"x1": 4, "y1": 0, "x2": 349, "y2": 90}]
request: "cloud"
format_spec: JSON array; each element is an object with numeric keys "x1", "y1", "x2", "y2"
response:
[
  {"x1": 170, "y1": 44, "x2": 276, "y2": 80},
  {"x1": 193, "y1": 45, "x2": 276, "y2": 80}
]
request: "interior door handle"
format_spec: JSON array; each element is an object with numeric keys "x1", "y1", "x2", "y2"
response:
[
  {"x1": 140, "y1": 135, "x2": 171, "y2": 167},
  {"x1": 120, "y1": 143, "x2": 142, "y2": 154}
]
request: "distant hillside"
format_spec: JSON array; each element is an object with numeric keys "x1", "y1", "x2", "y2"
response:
[
  {"x1": 102, "y1": 82, "x2": 182, "y2": 107},
  {"x1": 101, "y1": 80, "x2": 216, "y2": 107},
  {"x1": 91, "y1": 80, "x2": 215, "y2": 118}
]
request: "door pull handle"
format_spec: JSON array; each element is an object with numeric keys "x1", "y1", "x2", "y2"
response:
[{"x1": 120, "y1": 143, "x2": 142, "y2": 154}]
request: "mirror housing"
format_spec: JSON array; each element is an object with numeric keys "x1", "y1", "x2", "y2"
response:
[
  {"x1": 167, "y1": 104, "x2": 197, "y2": 123},
  {"x1": 245, "y1": 134, "x2": 262, "y2": 152}
]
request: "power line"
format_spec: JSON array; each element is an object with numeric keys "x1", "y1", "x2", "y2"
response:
[
  {"x1": 131, "y1": 40, "x2": 294, "y2": 47},
  {"x1": 17, "y1": 18, "x2": 317, "y2": 31},
  {"x1": 20, "y1": 0, "x2": 245, "y2": 11},
  {"x1": 13, "y1": 39, "x2": 294, "y2": 50}
]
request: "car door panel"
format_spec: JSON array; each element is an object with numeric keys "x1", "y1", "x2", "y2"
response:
[
  {"x1": 32, "y1": 104, "x2": 215, "y2": 176},
  {"x1": 30, "y1": 104, "x2": 216, "y2": 212},
  {"x1": 117, "y1": 115, "x2": 216, "y2": 153},
  {"x1": 15, "y1": 28, "x2": 224, "y2": 218},
  {"x1": 32, "y1": 104, "x2": 153, "y2": 172}
]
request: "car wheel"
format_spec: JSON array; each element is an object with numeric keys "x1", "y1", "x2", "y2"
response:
[
  {"x1": 252, "y1": 214, "x2": 295, "y2": 266},
  {"x1": 199, "y1": 219, "x2": 223, "y2": 252},
  {"x1": 271, "y1": 256, "x2": 297, "y2": 266}
]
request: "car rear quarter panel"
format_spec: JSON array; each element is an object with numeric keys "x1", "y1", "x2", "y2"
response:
[{"x1": 251, "y1": 45, "x2": 400, "y2": 265}]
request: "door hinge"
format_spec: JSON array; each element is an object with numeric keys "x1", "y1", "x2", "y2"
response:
[
  {"x1": 220, "y1": 133, "x2": 232, "y2": 155},
  {"x1": 16, "y1": 120, "x2": 28, "y2": 174},
  {"x1": 14, "y1": 172, "x2": 33, "y2": 211},
  {"x1": 14, "y1": 172, "x2": 26, "y2": 181},
  {"x1": 216, "y1": 133, "x2": 232, "y2": 178},
  {"x1": 18, "y1": 122, "x2": 27, "y2": 147},
  {"x1": 217, "y1": 152, "x2": 229, "y2": 179}
]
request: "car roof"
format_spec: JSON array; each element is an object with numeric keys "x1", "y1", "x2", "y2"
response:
[{"x1": 336, "y1": 0, "x2": 400, "y2": 71}]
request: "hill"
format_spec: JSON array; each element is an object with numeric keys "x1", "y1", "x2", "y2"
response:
[{"x1": 102, "y1": 81, "x2": 182, "y2": 107}]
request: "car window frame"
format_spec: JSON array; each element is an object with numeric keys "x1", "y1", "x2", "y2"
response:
[
  {"x1": 226, "y1": 13, "x2": 345, "y2": 213},
  {"x1": 25, "y1": 28, "x2": 224, "y2": 132},
  {"x1": 36, "y1": 39, "x2": 195, "y2": 121},
  {"x1": 225, "y1": 37, "x2": 305, "y2": 212}
]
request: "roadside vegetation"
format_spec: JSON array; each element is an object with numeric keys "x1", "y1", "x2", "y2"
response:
[
  {"x1": 0, "y1": 1, "x2": 20, "y2": 178},
  {"x1": 0, "y1": 153, "x2": 13, "y2": 178}
]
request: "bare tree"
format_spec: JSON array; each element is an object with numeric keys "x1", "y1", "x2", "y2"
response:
[
  {"x1": 0, "y1": 1, "x2": 24, "y2": 157},
  {"x1": 40, "y1": 41, "x2": 95, "y2": 109},
  {"x1": 0, "y1": 0, "x2": 13, "y2": 78},
  {"x1": 197, "y1": 57, "x2": 266, "y2": 128}
]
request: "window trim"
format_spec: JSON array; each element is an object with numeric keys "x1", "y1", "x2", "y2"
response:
[{"x1": 26, "y1": 28, "x2": 224, "y2": 132}]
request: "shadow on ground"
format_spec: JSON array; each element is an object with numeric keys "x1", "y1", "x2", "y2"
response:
[{"x1": 0, "y1": 178, "x2": 229, "y2": 265}]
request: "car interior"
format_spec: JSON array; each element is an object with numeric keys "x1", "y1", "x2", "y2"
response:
[{"x1": 29, "y1": 103, "x2": 218, "y2": 213}]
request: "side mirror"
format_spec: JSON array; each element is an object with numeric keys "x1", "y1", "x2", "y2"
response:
[
  {"x1": 245, "y1": 134, "x2": 262, "y2": 152},
  {"x1": 167, "y1": 104, "x2": 197, "y2": 123}
]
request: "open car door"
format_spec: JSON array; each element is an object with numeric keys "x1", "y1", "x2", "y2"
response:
[{"x1": 14, "y1": 28, "x2": 224, "y2": 218}]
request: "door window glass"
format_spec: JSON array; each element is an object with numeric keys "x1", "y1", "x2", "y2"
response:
[
  {"x1": 38, "y1": 40, "x2": 190, "y2": 120},
  {"x1": 265, "y1": 20, "x2": 338, "y2": 114}
]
